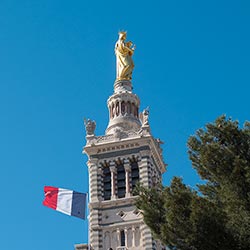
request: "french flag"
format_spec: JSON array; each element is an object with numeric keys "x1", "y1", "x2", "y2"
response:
[{"x1": 43, "y1": 186, "x2": 87, "y2": 219}]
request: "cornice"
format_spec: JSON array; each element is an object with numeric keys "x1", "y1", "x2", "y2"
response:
[
  {"x1": 89, "y1": 196, "x2": 137, "y2": 209},
  {"x1": 84, "y1": 133, "x2": 166, "y2": 173}
]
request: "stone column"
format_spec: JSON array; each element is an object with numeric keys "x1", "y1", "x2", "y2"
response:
[
  {"x1": 124, "y1": 159, "x2": 131, "y2": 197},
  {"x1": 119, "y1": 101, "x2": 122, "y2": 116},
  {"x1": 132, "y1": 226, "x2": 136, "y2": 247},
  {"x1": 87, "y1": 158, "x2": 99, "y2": 202},
  {"x1": 117, "y1": 228, "x2": 121, "y2": 247},
  {"x1": 109, "y1": 161, "x2": 117, "y2": 200},
  {"x1": 124, "y1": 227, "x2": 128, "y2": 248}
]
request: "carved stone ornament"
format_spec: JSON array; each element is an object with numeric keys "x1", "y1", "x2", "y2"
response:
[
  {"x1": 113, "y1": 128, "x2": 123, "y2": 139},
  {"x1": 84, "y1": 118, "x2": 96, "y2": 136},
  {"x1": 139, "y1": 107, "x2": 149, "y2": 126}
]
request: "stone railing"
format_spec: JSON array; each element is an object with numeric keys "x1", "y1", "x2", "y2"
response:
[
  {"x1": 86, "y1": 130, "x2": 140, "y2": 145},
  {"x1": 116, "y1": 247, "x2": 128, "y2": 250}
]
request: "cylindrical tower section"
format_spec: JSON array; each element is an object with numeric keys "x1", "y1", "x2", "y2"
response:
[{"x1": 106, "y1": 80, "x2": 141, "y2": 135}]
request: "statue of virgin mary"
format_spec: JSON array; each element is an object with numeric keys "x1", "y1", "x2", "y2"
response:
[{"x1": 115, "y1": 32, "x2": 135, "y2": 80}]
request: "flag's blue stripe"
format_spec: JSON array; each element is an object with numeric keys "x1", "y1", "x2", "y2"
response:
[{"x1": 71, "y1": 191, "x2": 86, "y2": 219}]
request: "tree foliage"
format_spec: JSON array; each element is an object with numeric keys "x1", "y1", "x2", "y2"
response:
[{"x1": 136, "y1": 116, "x2": 250, "y2": 250}]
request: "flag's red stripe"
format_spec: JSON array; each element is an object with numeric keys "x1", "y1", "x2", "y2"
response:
[{"x1": 43, "y1": 186, "x2": 59, "y2": 210}]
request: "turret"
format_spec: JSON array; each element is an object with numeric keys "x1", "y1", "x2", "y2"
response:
[{"x1": 106, "y1": 79, "x2": 141, "y2": 135}]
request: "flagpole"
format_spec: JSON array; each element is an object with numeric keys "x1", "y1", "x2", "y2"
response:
[{"x1": 87, "y1": 192, "x2": 90, "y2": 250}]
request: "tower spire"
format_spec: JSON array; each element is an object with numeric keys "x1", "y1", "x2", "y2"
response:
[
  {"x1": 106, "y1": 32, "x2": 141, "y2": 135},
  {"x1": 82, "y1": 32, "x2": 166, "y2": 250}
]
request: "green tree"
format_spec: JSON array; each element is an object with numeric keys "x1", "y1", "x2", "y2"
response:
[{"x1": 136, "y1": 116, "x2": 250, "y2": 250}]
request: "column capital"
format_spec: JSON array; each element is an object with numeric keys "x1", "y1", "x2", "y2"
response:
[
  {"x1": 124, "y1": 164, "x2": 131, "y2": 172},
  {"x1": 109, "y1": 160, "x2": 116, "y2": 167},
  {"x1": 123, "y1": 159, "x2": 131, "y2": 172},
  {"x1": 110, "y1": 165, "x2": 117, "y2": 173},
  {"x1": 123, "y1": 158, "x2": 130, "y2": 165}
]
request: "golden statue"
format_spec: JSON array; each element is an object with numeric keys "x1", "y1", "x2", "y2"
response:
[{"x1": 115, "y1": 31, "x2": 135, "y2": 80}]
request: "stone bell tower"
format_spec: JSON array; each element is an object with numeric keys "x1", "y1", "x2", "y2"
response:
[{"x1": 82, "y1": 32, "x2": 166, "y2": 250}]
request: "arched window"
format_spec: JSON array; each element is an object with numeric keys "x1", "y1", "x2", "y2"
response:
[
  {"x1": 111, "y1": 230, "x2": 118, "y2": 250},
  {"x1": 131, "y1": 161, "x2": 139, "y2": 193},
  {"x1": 103, "y1": 167, "x2": 111, "y2": 200},
  {"x1": 116, "y1": 102, "x2": 119, "y2": 116},
  {"x1": 127, "y1": 228, "x2": 133, "y2": 247},
  {"x1": 121, "y1": 101, "x2": 125, "y2": 115},
  {"x1": 136, "y1": 106, "x2": 139, "y2": 118},
  {"x1": 120, "y1": 230, "x2": 125, "y2": 246},
  {"x1": 135, "y1": 227, "x2": 140, "y2": 247},
  {"x1": 103, "y1": 231, "x2": 111, "y2": 250},
  {"x1": 117, "y1": 164, "x2": 126, "y2": 198}
]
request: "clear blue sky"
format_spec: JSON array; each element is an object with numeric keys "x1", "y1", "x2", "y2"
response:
[{"x1": 1, "y1": 1, "x2": 249, "y2": 249}]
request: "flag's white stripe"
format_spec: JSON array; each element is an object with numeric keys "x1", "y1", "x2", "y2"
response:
[{"x1": 56, "y1": 188, "x2": 73, "y2": 215}]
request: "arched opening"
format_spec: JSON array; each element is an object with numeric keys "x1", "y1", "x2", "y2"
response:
[
  {"x1": 121, "y1": 101, "x2": 125, "y2": 115},
  {"x1": 136, "y1": 107, "x2": 139, "y2": 118},
  {"x1": 131, "y1": 161, "x2": 139, "y2": 193},
  {"x1": 135, "y1": 227, "x2": 140, "y2": 247},
  {"x1": 116, "y1": 102, "x2": 119, "y2": 116},
  {"x1": 103, "y1": 167, "x2": 111, "y2": 200},
  {"x1": 103, "y1": 231, "x2": 111, "y2": 249},
  {"x1": 117, "y1": 164, "x2": 126, "y2": 198},
  {"x1": 120, "y1": 230, "x2": 125, "y2": 246}
]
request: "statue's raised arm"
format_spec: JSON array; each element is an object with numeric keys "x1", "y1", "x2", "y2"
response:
[{"x1": 115, "y1": 32, "x2": 135, "y2": 80}]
